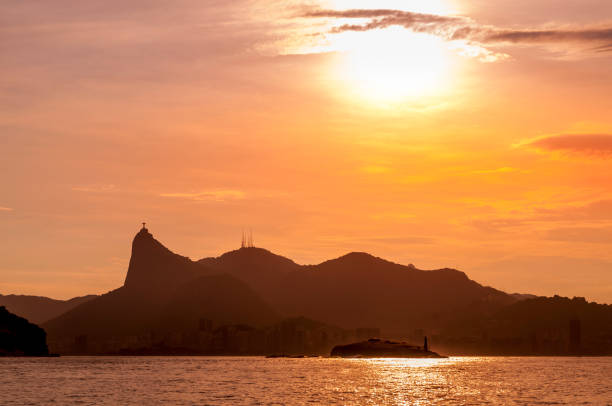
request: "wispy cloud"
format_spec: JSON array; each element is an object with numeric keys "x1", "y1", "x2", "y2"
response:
[
  {"x1": 483, "y1": 28, "x2": 612, "y2": 44},
  {"x1": 303, "y1": 9, "x2": 467, "y2": 35},
  {"x1": 362, "y1": 165, "x2": 391, "y2": 174},
  {"x1": 361, "y1": 236, "x2": 435, "y2": 245},
  {"x1": 160, "y1": 189, "x2": 246, "y2": 202},
  {"x1": 301, "y1": 8, "x2": 612, "y2": 60},
  {"x1": 469, "y1": 199, "x2": 612, "y2": 233},
  {"x1": 533, "y1": 200, "x2": 612, "y2": 222},
  {"x1": 519, "y1": 134, "x2": 612, "y2": 156},
  {"x1": 471, "y1": 167, "x2": 524, "y2": 175},
  {"x1": 545, "y1": 226, "x2": 612, "y2": 244},
  {"x1": 304, "y1": 9, "x2": 612, "y2": 44},
  {"x1": 0, "y1": 206, "x2": 14, "y2": 212},
  {"x1": 72, "y1": 184, "x2": 117, "y2": 193}
]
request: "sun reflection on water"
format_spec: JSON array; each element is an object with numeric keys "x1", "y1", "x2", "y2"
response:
[
  {"x1": 3, "y1": 356, "x2": 608, "y2": 405},
  {"x1": 359, "y1": 357, "x2": 458, "y2": 368},
  {"x1": 339, "y1": 357, "x2": 489, "y2": 404}
]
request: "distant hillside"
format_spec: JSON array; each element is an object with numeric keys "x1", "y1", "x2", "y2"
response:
[
  {"x1": 44, "y1": 276, "x2": 278, "y2": 340},
  {"x1": 199, "y1": 250, "x2": 515, "y2": 334},
  {"x1": 437, "y1": 295, "x2": 612, "y2": 355},
  {"x1": 0, "y1": 306, "x2": 49, "y2": 356},
  {"x1": 510, "y1": 293, "x2": 539, "y2": 301},
  {"x1": 0, "y1": 294, "x2": 97, "y2": 324}
]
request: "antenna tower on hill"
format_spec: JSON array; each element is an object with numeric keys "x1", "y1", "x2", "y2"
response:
[{"x1": 241, "y1": 229, "x2": 254, "y2": 248}]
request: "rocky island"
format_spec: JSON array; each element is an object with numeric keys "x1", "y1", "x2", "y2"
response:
[{"x1": 331, "y1": 337, "x2": 445, "y2": 358}]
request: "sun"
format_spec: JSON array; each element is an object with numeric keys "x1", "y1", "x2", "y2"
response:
[
  {"x1": 316, "y1": 1, "x2": 458, "y2": 105},
  {"x1": 282, "y1": 0, "x2": 459, "y2": 105},
  {"x1": 330, "y1": 28, "x2": 453, "y2": 105}
]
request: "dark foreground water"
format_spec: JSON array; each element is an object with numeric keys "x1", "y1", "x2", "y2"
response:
[{"x1": 1, "y1": 356, "x2": 611, "y2": 405}]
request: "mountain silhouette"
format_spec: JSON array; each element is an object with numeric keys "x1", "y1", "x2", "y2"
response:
[
  {"x1": 40, "y1": 226, "x2": 612, "y2": 355},
  {"x1": 43, "y1": 227, "x2": 278, "y2": 352},
  {"x1": 199, "y1": 246, "x2": 300, "y2": 274},
  {"x1": 124, "y1": 227, "x2": 205, "y2": 294},
  {"x1": 0, "y1": 294, "x2": 97, "y2": 324},
  {"x1": 164, "y1": 274, "x2": 278, "y2": 330},
  {"x1": 199, "y1": 250, "x2": 514, "y2": 335},
  {"x1": 43, "y1": 227, "x2": 517, "y2": 350}
]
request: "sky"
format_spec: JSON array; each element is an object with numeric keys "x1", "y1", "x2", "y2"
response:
[{"x1": 1, "y1": 0, "x2": 612, "y2": 302}]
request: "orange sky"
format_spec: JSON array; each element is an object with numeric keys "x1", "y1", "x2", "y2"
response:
[{"x1": 1, "y1": 0, "x2": 612, "y2": 302}]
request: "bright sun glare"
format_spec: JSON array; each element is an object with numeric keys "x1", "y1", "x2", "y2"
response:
[
  {"x1": 322, "y1": 0, "x2": 457, "y2": 105},
  {"x1": 334, "y1": 29, "x2": 451, "y2": 103}
]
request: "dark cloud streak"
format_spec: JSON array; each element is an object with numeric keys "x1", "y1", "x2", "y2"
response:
[
  {"x1": 304, "y1": 8, "x2": 612, "y2": 46},
  {"x1": 484, "y1": 28, "x2": 612, "y2": 43},
  {"x1": 524, "y1": 134, "x2": 612, "y2": 156}
]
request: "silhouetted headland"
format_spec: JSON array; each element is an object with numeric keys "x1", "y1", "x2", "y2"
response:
[{"x1": 0, "y1": 306, "x2": 50, "y2": 356}]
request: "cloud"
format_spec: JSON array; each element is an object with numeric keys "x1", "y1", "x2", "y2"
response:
[
  {"x1": 483, "y1": 28, "x2": 612, "y2": 44},
  {"x1": 533, "y1": 200, "x2": 612, "y2": 222},
  {"x1": 0, "y1": 206, "x2": 14, "y2": 212},
  {"x1": 470, "y1": 218, "x2": 528, "y2": 233},
  {"x1": 304, "y1": 9, "x2": 465, "y2": 34},
  {"x1": 302, "y1": 8, "x2": 612, "y2": 59},
  {"x1": 471, "y1": 167, "x2": 523, "y2": 175},
  {"x1": 160, "y1": 190, "x2": 246, "y2": 202},
  {"x1": 362, "y1": 165, "x2": 391, "y2": 174},
  {"x1": 545, "y1": 227, "x2": 612, "y2": 244},
  {"x1": 592, "y1": 43, "x2": 612, "y2": 53},
  {"x1": 469, "y1": 199, "x2": 612, "y2": 233},
  {"x1": 362, "y1": 236, "x2": 435, "y2": 245},
  {"x1": 520, "y1": 134, "x2": 612, "y2": 156},
  {"x1": 72, "y1": 184, "x2": 117, "y2": 193}
]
